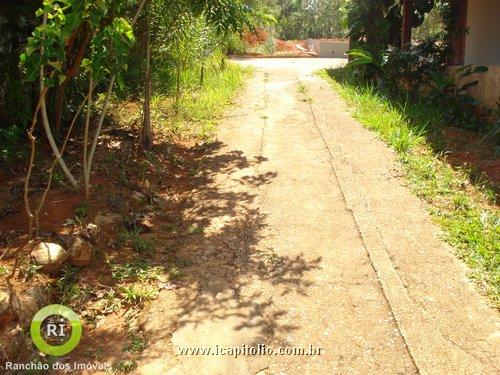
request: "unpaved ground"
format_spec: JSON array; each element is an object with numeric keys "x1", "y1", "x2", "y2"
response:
[{"x1": 134, "y1": 58, "x2": 499, "y2": 374}]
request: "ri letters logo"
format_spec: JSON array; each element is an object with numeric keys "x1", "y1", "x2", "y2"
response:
[{"x1": 30, "y1": 304, "x2": 82, "y2": 356}]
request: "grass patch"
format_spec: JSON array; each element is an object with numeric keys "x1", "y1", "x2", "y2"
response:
[
  {"x1": 54, "y1": 266, "x2": 89, "y2": 307},
  {"x1": 111, "y1": 260, "x2": 163, "y2": 282},
  {"x1": 110, "y1": 61, "x2": 251, "y2": 142},
  {"x1": 319, "y1": 68, "x2": 499, "y2": 305},
  {"x1": 114, "y1": 359, "x2": 136, "y2": 373},
  {"x1": 120, "y1": 284, "x2": 158, "y2": 306},
  {"x1": 118, "y1": 228, "x2": 156, "y2": 254},
  {"x1": 124, "y1": 336, "x2": 147, "y2": 353}
]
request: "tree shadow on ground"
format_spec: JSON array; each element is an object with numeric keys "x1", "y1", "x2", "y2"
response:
[{"x1": 68, "y1": 136, "x2": 322, "y2": 368}]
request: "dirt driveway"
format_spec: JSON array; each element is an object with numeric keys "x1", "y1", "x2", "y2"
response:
[{"x1": 135, "y1": 58, "x2": 499, "y2": 374}]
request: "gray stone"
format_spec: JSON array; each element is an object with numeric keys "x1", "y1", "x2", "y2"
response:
[
  {"x1": 30, "y1": 242, "x2": 68, "y2": 273},
  {"x1": 94, "y1": 214, "x2": 122, "y2": 227},
  {"x1": 15, "y1": 286, "x2": 52, "y2": 327},
  {"x1": 69, "y1": 237, "x2": 93, "y2": 267}
]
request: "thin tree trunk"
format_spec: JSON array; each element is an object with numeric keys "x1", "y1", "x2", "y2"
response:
[
  {"x1": 82, "y1": 0, "x2": 148, "y2": 197},
  {"x1": 35, "y1": 92, "x2": 90, "y2": 232},
  {"x1": 200, "y1": 63, "x2": 205, "y2": 86},
  {"x1": 24, "y1": 88, "x2": 47, "y2": 237},
  {"x1": 141, "y1": 3, "x2": 153, "y2": 150},
  {"x1": 36, "y1": 12, "x2": 78, "y2": 188},
  {"x1": 176, "y1": 65, "x2": 181, "y2": 104},
  {"x1": 53, "y1": 80, "x2": 68, "y2": 135},
  {"x1": 83, "y1": 73, "x2": 94, "y2": 199},
  {"x1": 84, "y1": 75, "x2": 115, "y2": 198}
]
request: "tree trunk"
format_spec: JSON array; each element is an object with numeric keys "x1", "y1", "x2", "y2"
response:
[
  {"x1": 53, "y1": 80, "x2": 68, "y2": 135},
  {"x1": 200, "y1": 63, "x2": 205, "y2": 86},
  {"x1": 52, "y1": 22, "x2": 91, "y2": 135},
  {"x1": 401, "y1": 0, "x2": 412, "y2": 49},
  {"x1": 176, "y1": 65, "x2": 181, "y2": 105},
  {"x1": 141, "y1": 5, "x2": 153, "y2": 151}
]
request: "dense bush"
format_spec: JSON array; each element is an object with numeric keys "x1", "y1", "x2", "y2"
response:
[
  {"x1": 344, "y1": 0, "x2": 497, "y2": 133},
  {"x1": 381, "y1": 38, "x2": 447, "y2": 94},
  {"x1": 0, "y1": 1, "x2": 41, "y2": 163}
]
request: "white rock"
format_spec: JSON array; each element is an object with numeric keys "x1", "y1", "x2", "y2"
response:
[{"x1": 30, "y1": 242, "x2": 68, "y2": 273}]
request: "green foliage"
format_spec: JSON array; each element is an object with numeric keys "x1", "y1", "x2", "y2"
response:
[
  {"x1": 429, "y1": 65, "x2": 489, "y2": 129},
  {"x1": 345, "y1": 0, "x2": 435, "y2": 54},
  {"x1": 111, "y1": 260, "x2": 163, "y2": 282},
  {"x1": 54, "y1": 266, "x2": 87, "y2": 306},
  {"x1": 0, "y1": 125, "x2": 26, "y2": 164},
  {"x1": 118, "y1": 228, "x2": 156, "y2": 254},
  {"x1": 0, "y1": 266, "x2": 8, "y2": 277},
  {"x1": 277, "y1": 0, "x2": 348, "y2": 39},
  {"x1": 124, "y1": 336, "x2": 147, "y2": 353},
  {"x1": 0, "y1": 1, "x2": 39, "y2": 163},
  {"x1": 345, "y1": 39, "x2": 490, "y2": 132},
  {"x1": 120, "y1": 284, "x2": 158, "y2": 305},
  {"x1": 345, "y1": 48, "x2": 381, "y2": 79},
  {"x1": 114, "y1": 360, "x2": 137, "y2": 373},
  {"x1": 74, "y1": 201, "x2": 90, "y2": 219},
  {"x1": 21, "y1": 0, "x2": 137, "y2": 87}
]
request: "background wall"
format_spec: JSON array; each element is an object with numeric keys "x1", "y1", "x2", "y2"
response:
[
  {"x1": 464, "y1": 0, "x2": 500, "y2": 66},
  {"x1": 319, "y1": 41, "x2": 349, "y2": 58}
]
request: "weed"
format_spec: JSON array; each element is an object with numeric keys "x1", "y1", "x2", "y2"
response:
[
  {"x1": 0, "y1": 266, "x2": 7, "y2": 277},
  {"x1": 188, "y1": 223, "x2": 204, "y2": 234},
  {"x1": 111, "y1": 260, "x2": 163, "y2": 282},
  {"x1": 168, "y1": 266, "x2": 183, "y2": 280},
  {"x1": 112, "y1": 63, "x2": 249, "y2": 142},
  {"x1": 20, "y1": 259, "x2": 41, "y2": 280},
  {"x1": 74, "y1": 201, "x2": 90, "y2": 220},
  {"x1": 120, "y1": 285, "x2": 158, "y2": 305},
  {"x1": 162, "y1": 223, "x2": 179, "y2": 234},
  {"x1": 260, "y1": 250, "x2": 280, "y2": 267},
  {"x1": 114, "y1": 360, "x2": 136, "y2": 373},
  {"x1": 51, "y1": 170, "x2": 65, "y2": 186},
  {"x1": 54, "y1": 267, "x2": 87, "y2": 306},
  {"x1": 175, "y1": 257, "x2": 193, "y2": 268},
  {"x1": 99, "y1": 289, "x2": 122, "y2": 314},
  {"x1": 118, "y1": 228, "x2": 156, "y2": 254},
  {"x1": 298, "y1": 83, "x2": 313, "y2": 103},
  {"x1": 124, "y1": 336, "x2": 146, "y2": 353}
]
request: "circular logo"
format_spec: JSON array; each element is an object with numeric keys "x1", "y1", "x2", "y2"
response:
[{"x1": 30, "y1": 304, "x2": 82, "y2": 356}]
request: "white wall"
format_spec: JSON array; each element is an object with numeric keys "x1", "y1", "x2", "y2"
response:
[
  {"x1": 464, "y1": 0, "x2": 500, "y2": 66},
  {"x1": 318, "y1": 42, "x2": 349, "y2": 58}
]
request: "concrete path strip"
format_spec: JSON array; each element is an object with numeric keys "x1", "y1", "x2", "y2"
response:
[{"x1": 137, "y1": 58, "x2": 499, "y2": 375}]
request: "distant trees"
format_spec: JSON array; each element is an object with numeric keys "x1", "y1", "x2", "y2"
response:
[
  {"x1": 277, "y1": 0, "x2": 348, "y2": 39},
  {"x1": 244, "y1": 0, "x2": 348, "y2": 40}
]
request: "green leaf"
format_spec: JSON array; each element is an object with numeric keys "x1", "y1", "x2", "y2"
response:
[
  {"x1": 472, "y1": 66, "x2": 488, "y2": 74},
  {"x1": 459, "y1": 81, "x2": 479, "y2": 92}
]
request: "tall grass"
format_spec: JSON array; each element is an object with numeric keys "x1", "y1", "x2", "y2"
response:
[
  {"x1": 320, "y1": 68, "x2": 499, "y2": 305},
  {"x1": 151, "y1": 61, "x2": 250, "y2": 140},
  {"x1": 111, "y1": 59, "x2": 250, "y2": 142}
]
